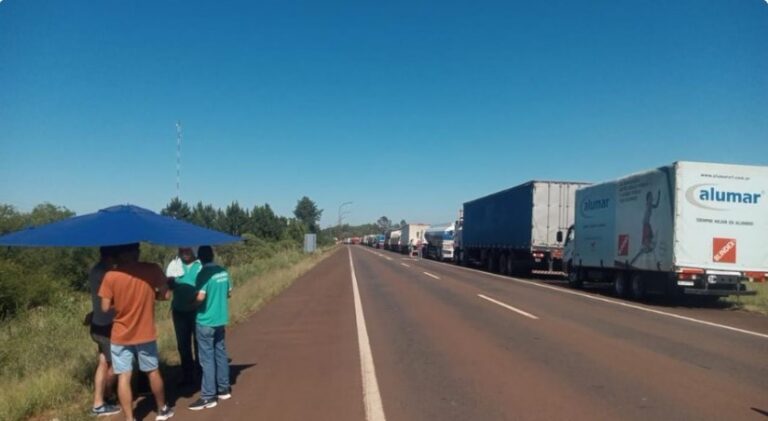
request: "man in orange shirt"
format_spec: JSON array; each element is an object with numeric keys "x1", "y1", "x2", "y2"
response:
[{"x1": 99, "y1": 243, "x2": 174, "y2": 421}]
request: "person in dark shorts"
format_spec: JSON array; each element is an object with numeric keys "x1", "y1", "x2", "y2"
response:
[{"x1": 88, "y1": 246, "x2": 121, "y2": 417}]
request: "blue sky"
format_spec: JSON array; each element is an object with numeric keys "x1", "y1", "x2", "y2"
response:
[{"x1": 1, "y1": 0, "x2": 767, "y2": 227}]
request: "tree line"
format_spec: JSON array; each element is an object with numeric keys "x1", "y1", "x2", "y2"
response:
[
  {"x1": 0, "y1": 196, "x2": 324, "y2": 319},
  {"x1": 161, "y1": 196, "x2": 323, "y2": 239}
]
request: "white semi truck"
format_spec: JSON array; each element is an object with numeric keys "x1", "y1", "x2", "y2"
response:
[
  {"x1": 564, "y1": 161, "x2": 766, "y2": 299},
  {"x1": 424, "y1": 223, "x2": 455, "y2": 261}
]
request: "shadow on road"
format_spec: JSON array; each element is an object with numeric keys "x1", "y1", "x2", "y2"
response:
[{"x1": 132, "y1": 362, "x2": 257, "y2": 420}]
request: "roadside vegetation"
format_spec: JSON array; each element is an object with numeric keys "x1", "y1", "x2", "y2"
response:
[
  {"x1": 725, "y1": 282, "x2": 768, "y2": 315},
  {"x1": 0, "y1": 198, "x2": 334, "y2": 421}
]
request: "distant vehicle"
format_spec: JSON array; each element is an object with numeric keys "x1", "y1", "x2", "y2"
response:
[
  {"x1": 564, "y1": 161, "x2": 766, "y2": 299},
  {"x1": 351, "y1": 237, "x2": 361, "y2": 245},
  {"x1": 399, "y1": 223, "x2": 430, "y2": 256},
  {"x1": 424, "y1": 223, "x2": 455, "y2": 261},
  {"x1": 455, "y1": 181, "x2": 587, "y2": 274},
  {"x1": 376, "y1": 234, "x2": 386, "y2": 249},
  {"x1": 386, "y1": 230, "x2": 401, "y2": 252}
]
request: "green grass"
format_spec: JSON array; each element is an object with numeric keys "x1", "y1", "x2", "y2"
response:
[
  {"x1": 0, "y1": 246, "x2": 336, "y2": 421},
  {"x1": 725, "y1": 281, "x2": 768, "y2": 315}
]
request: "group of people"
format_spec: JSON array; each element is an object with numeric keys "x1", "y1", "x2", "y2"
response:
[{"x1": 87, "y1": 243, "x2": 233, "y2": 420}]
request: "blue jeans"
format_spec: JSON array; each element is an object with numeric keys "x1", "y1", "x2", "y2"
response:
[{"x1": 196, "y1": 324, "x2": 230, "y2": 399}]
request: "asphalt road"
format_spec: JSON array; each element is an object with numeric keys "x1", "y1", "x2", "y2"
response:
[{"x1": 169, "y1": 246, "x2": 768, "y2": 421}]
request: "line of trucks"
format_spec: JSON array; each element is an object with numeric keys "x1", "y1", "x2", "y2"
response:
[{"x1": 351, "y1": 161, "x2": 768, "y2": 299}]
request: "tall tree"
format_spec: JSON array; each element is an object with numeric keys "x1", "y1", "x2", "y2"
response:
[
  {"x1": 375, "y1": 216, "x2": 392, "y2": 234},
  {"x1": 161, "y1": 197, "x2": 192, "y2": 221},
  {"x1": 221, "y1": 201, "x2": 249, "y2": 236},
  {"x1": 190, "y1": 202, "x2": 218, "y2": 229},
  {"x1": 251, "y1": 203, "x2": 285, "y2": 240},
  {"x1": 293, "y1": 196, "x2": 322, "y2": 233}
]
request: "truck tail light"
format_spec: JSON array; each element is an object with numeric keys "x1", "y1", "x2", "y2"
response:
[
  {"x1": 678, "y1": 267, "x2": 704, "y2": 281},
  {"x1": 745, "y1": 272, "x2": 766, "y2": 282}
]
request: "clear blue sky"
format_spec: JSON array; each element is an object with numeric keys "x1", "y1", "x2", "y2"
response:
[{"x1": 1, "y1": 0, "x2": 767, "y2": 227}]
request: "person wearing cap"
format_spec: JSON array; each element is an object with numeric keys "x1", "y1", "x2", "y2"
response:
[
  {"x1": 166, "y1": 247, "x2": 202, "y2": 387},
  {"x1": 188, "y1": 245, "x2": 232, "y2": 411},
  {"x1": 87, "y1": 246, "x2": 121, "y2": 417},
  {"x1": 99, "y1": 243, "x2": 175, "y2": 421}
]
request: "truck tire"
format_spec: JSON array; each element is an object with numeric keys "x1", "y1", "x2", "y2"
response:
[
  {"x1": 499, "y1": 254, "x2": 509, "y2": 275},
  {"x1": 614, "y1": 272, "x2": 630, "y2": 298},
  {"x1": 631, "y1": 273, "x2": 646, "y2": 300},
  {"x1": 567, "y1": 261, "x2": 583, "y2": 289}
]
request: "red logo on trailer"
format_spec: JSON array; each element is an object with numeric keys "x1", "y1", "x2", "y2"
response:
[
  {"x1": 618, "y1": 234, "x2": 629, "y2": 256},
  {"x1": 713, "y1": 238, "x2": 736, "y2": 263}
]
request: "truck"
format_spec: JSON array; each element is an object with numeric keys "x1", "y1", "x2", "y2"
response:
[
  {"x1": 456, "y1": 181, "x2": 587, "y2": 274},
  {"x1": 424, "y1": 223, "x2": 455, "y2": 261},
  {"x1": 564, "y1": 161, "x2": 766, "y2": 299},
  {"x1": 399, "y1": 223, "x2": 430, "y2": 255},
  {"x1": 376, "y1": 234, "x2": 386, "y2": 249},
  {"x1": 386, "y1": 230, "x2": 401, "y2": 252}
]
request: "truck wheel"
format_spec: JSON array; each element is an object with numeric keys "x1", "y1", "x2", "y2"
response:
[
  {"x1": 631, "y1": 273, "x2": 646, "y2": 300},
  {"x1": 567, "y1": 262, "x2": 583, "y2": 289},
  {"x1": 614, "y1": 272, "x2": 629, "y2": 298},
  {"x1": 499, "y1": 254, "x2": 508, "y2": 275}
]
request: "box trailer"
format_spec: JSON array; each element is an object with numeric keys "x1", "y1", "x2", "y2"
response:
[
  {"x1": 399, "y1": 223, "x2": 430, "y2": 255},
  {"x1": 424, "y1": 223, "x2": 455, "y2": 261},
  {"x1": 457, "y1": 181, "x2": 587, "y2": 274},
  {"x1": 564, "y1": 161, "x2": 766, "y2": 298}
]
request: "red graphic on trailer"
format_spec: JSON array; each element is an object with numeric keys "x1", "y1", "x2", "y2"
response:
[
  {"x1": 618, "y1": 234, "x2": 629, "y2": 256},
  {"x1": 712, "y1": 238, "x2": 736, "y2": 264}
]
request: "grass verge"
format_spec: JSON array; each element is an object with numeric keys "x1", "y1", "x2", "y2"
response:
[
  {"x1": 725, "y1": 281, "x2": 768, "y2": 315},
  {"x1": 0, "y1": 246, "x2": 336, "y2": 421}
]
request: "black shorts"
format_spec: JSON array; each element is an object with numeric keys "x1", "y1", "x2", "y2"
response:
[{"x1": 90, "y1": 323, "x2": 113, "y2": 363}]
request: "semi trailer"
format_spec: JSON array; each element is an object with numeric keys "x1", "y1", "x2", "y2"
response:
[
  {"x1": 399, "y1": 223, "x2": 430, "y2": 255},
  {"x1": 456, "y1": 181, "x2": 587, "y2": 274}
]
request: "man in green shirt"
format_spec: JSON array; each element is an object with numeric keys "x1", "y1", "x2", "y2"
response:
[
  {"x1": 167, "y1": 247, "x2": 202, "y2": 387},
  {"x1": 189, "y1": 246, "x2": 232, "y2": 411}
]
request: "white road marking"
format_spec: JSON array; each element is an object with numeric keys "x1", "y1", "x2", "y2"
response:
[
  {"x1": 423, "y1": 271, "x2": 440, "y2": 280},
  {"x1": 384, "y1": 256, "x2": 393, "y2": 261},
  {"x1": 419, "y1": 260, "x2": 768, "y2": 340},
  {"x1": 348, "y1": 248, "x2": 387, "y2": 421},
  {"x1": 400, "y1": 263, "x2": 411, "y2": 268},
  {"x1": 478, "y1": 294, "x2": 539, "y2": 320}
]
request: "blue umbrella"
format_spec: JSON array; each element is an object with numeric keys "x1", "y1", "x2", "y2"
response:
[{"x1": 0, "y1": 204, "x2": 241, "y2": 247}]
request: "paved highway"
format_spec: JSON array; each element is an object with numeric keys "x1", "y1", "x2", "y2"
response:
[{"x1": 169, "y1": 246, "x2": 768, "y2": 421}]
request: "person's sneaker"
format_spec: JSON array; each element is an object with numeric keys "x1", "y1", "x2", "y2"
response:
[
  {"x1": 91, "y1": 403, "x2": 121, "y2": 417},
  {"x1": 188, "y1": 397, "x2": 217, "y2": 411},
  {"x1": 155, "y1": 404, "x2": 175, "y2": 420},
  {"x1": 217, "y1": 388, "x2": 232, "y2": 400}
]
